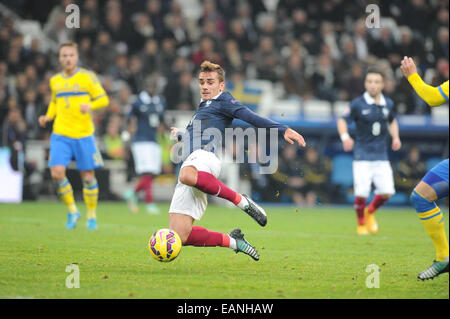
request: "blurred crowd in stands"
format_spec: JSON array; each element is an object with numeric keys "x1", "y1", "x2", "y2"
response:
[{"x1": 0, "y1": 0, "x2": 448, "y2": 203}]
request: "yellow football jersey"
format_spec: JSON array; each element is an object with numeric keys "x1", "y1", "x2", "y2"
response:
[
  {"x1": 407, "y1": 74, "x2": 449, "y2": 107},
  {"x1": 46, "y1": 67, "x2": 109, "y2": 138}
]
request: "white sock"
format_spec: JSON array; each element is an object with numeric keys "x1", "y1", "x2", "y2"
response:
[
  {"x1": 228, "y1": 236, "x2": 237, "y2": 250},
  {"x1": 236, "y1": 195, "x2": 249, "y2": 210}
]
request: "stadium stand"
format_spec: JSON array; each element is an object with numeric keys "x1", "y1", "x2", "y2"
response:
[{"x1": 0, "y1": 0, "x2": 448, "y2": 205}]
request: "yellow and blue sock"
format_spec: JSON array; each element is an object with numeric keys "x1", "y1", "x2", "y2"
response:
[
  {"x1": 411, "y1": 190, "x2": 449, "y2": 262},
  {"x1": 56, "y1": 177, "x2": 78, "y2": 214},
  {"x1": 83, "y1": 178, "x2": 99, "y2": 220}
]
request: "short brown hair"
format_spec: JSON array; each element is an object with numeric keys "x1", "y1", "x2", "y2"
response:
[
  {"x1": 58, "y1": 41, "x2": 78, "y2": 56},
  {"x1": 198, "y1": 60, "x2": 225, "y2": 82},
  {"x1": 365, "y1": 66, "x2": 384, "y2": 80}
]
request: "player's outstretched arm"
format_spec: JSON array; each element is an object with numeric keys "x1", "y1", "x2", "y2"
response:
[
  {"x1": 233, "y1": 107, "x2": 306, "y2": 146},
  {"x1": 401, "y1": 56, "x2": 449, "y2": 107},
  {"x1": 284, "y1": 128, "x2": 306, "y2": 147}
]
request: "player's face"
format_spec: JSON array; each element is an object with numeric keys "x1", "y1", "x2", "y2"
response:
[
  {"x1": 59, "y1": 46, "x2": 79, "y2": 74},
  {"x1": 364, "y1": 73, "x2": 384, "y2": 97},
  {"x1": 198, "y1": 72, "x2": 225, "y2": 100}
]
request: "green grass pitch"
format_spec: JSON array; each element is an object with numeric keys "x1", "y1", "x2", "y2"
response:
[{"x1": 0, "y1": 201, "x2": 448, "y2": 299}]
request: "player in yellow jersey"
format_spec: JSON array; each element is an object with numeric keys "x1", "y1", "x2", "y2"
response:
[
  {"x1": 401, "y1": 56, "x2": 449, "y2": 280},
  {"x1": 39, "y1": 42, "x2": 109, "y2": 230}
]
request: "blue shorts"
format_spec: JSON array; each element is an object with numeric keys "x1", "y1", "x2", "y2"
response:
[
  {"x1": 422, "y1": 158, "x2": 449, "y2": 199},
  {"x1": 48, "y1": 133, "x2": 103, "y2": 171}
]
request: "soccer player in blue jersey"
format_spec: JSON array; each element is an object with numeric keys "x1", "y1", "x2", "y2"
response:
[
  {"x1": 124, "y1": 77, "x2": 166, "y2": 215},
  {"x1": 401, "y1": 56, "x2": 449, "y2": 280},
  {"x1": 337, "y1": 67, "x2": 402, "y2": 235},
  {"x1": 168, "y1": 61, "x2": 306, "y2": 260}
]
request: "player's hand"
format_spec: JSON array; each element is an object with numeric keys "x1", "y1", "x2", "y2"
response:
[
  {"x1": 342, "y1": 138, "x2": 354, "y2": 152},
  {"x1": 170, "y1": 127, "x2": 180, "y2": 141},
  {"x1": 80, "y1": 104, "x2": 91, "y2": 113},
  {"x1": 38, "y1": 115, "x2": 51, "y2": 127},
  {"x1": 284, "y1": 128, "x2": 306, "y2": 147},
  {"x1": 391, "y1": 137, "x2": 402, "y2": 151},
  {"x1": 400, "y1": 56, "x2": 417, "y2": 79}
]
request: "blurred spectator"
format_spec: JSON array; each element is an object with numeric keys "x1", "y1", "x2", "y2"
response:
[
  {"x1": 352, "y1": 19, "x2": 370, "y2": 63},
  {"x1": 1, "y1": 107, "x2": 26, "y2": 171},
  {"x1": 397, "y1": 26, "x2": 426, "y2": 63},
  {"x1": 270, "y1": 144, "x2": 304, "y2": 205},
  {"x1": 432, "y1": 59, "x2": 449, "y2": 87},
  {"x1": 201, "y1": 0, "x2": 226, "y2": 40},
  {"x1": 127, "y1": 55, "x2": 146, "y2": 93},
  {"x1": 236, "y1": 1, "x2": 258, "y2": 47},
  {"x1": 433, "y1": 27, "x2": 449, "y2": 61},
  {"x1": 241, "y1": 143, "x2": 273, "y2": 202},
  {"x1": 75, "y1": 15, "x2": 97, "y2": 43},
  {"x1": 164, "y1": 71, "x2": 197, "y2": 111},
  {"x1": 297, "y1": 147, "x2": 333, "y2": 205},
  {"x1": 282, "y1": 53, "x2": 310, "y2": 99},
  {"x1": 310, "y1": 53, "x2": 339, "y2": 103},
  {"x1": 223, "y1": 39, "x2": 245, "y2": 75},
  {"x1": 340, "y1": 62, "x2": 365, "y2": 101},
  {"x1": 139, "y1": 39, "x2": 162, "y2": 74},
  {"x1": 370, "y1": 27, "x2": 401, "y2": 65},
  {"x1": 107, "y1": 54, "x2": 130, "y2": 81},
  {"x1": 227, "y1": 19, "x2": 254, "y2": 60},
  {"x1": 400, "y1": 0, "x2": 431, "y2": 38},
  {"x1": 395, "y1": 146, "x2": 427, "y2": 195},
  {"x1": 191, "y1": 36, "x2": 222, "y2": 67},
  {"x1": 102, "y1": 114, "x2": 126, "y2": 160},
  {"x1": 92, "y1": 31, "x2": 117, "y2": 73},
  {"x1": 254, "y1": 36, "x2": 280, "y2": 83},
  {"x1": 164, "y1": 11, "x2": 192, "y2": 56},
  {"x1": 159, "y1": 37, "x2": 178, "y2": 74}
]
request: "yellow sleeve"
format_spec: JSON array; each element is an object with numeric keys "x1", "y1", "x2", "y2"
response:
[
  {"x1": 407, "y1": 74, "x2": 449, "y2": 107},
  {"x1": 46, "y1": 79, "x2": 57, "y2": 119},
  {"x1": 87, "y1": 71, "x2": 109, "y2": 110}
]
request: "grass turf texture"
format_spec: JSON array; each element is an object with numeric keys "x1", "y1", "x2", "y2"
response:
[{"x1": 0, "y1": 201, "x2": 448, "y2": 299}]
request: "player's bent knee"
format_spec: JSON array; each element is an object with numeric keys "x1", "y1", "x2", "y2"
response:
[
  {"x1": 169, "y1": 213, "x2": 193, "y2": 244},
  {"x1": 80, "y1": 170, "x2": 95, "y2": 182},
  {"x1": 179, "y1": 166, "x2": 197, "y2": 186},
  {"x1": 50, "y1": 166, "x2": 66, "y2": 181},
  {"x1": 410, "y1": 189, "x2": 433, "y2": 212}
]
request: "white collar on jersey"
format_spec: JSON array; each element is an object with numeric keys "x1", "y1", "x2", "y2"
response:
[
  {"x1": 363, "y1": 91, "x2": 387, "y2": 106},
  {"x1": 200, "y1": 91, "x2": 224, "y2": 103}
]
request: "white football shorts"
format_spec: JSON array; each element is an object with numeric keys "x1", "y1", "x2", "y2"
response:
[
  {"x1": 169, "y1": 149, "x2": 222, "y2": 220},
  {"x1": 131, "y1": 141, "x2": 162, "y2": 175},
  {"x1": 352, "y1": 160, "x2": 395, "y2": 198}
]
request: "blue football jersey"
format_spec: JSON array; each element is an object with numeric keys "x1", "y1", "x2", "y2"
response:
[
  {"x1": 129, "y1": 91, "x2": 165, "y2": 143},
  {"x1": 181, "y1": 91, "x2": 288, "y2": 160},
  {"x1": 343, "y1": 92, "x2": 395, "y2": 161}
]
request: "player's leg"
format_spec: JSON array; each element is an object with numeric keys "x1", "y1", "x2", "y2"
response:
[
  {"x1": 179, "y1": 150, "x2": 267, "y2": 226},
  {"x1": 48, "y1": 134, "x2": 80, "y2": 229},
  {"x1": 169, "y1": 213, "x2": 259, "y2": 261},
  {"x1": 125, "y1": 142, "x2": 160, "y2": 214},
  {"x1": 80, "y1": 170, "x2": 99, "y2": 230},
  {"x1": 168, "y1": 178, "x2": 259, "y2": 260},
  {"x1": 124, "y1": 144, "x2": 140, "y2": 213},
  {"x1": 365, "y1": 161, "x2": 395, "y2": 234},
  {"x1": 353, "y1": 161, "x2": 371, "y2": 235},
  {"x1": 75, "y1": 135, "x2": 102, "y2": 230},
  {"x1": 144, "y1": 142, "x2": 162, "y2": 214},
  {"x1": 412, "y1": 160, "x2": 449, "y2": 280},
  {"x1": 142, "y1": 173, "x2": 159, "y2": 214},
  {"x1": 50, "y1": 165, "x2": 81, "y2": 229}
]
